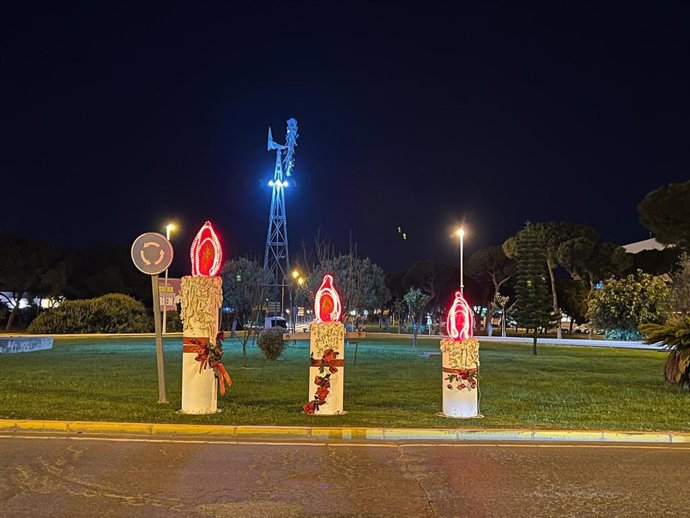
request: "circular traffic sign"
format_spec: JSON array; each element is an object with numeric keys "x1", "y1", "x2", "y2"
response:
[{"x1": 131, "y1": 233, "x2": 174, "y2": 275}]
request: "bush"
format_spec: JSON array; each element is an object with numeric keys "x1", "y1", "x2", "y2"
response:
[
  {"x1": 257, "y1": 327, "x2": 285, "y2": 360},
  {"x1": 28, "y1": 294, "x2": 152, "y2": 334},
  {"x1": 165, "y1": 310, "x2": 183, "y2": 332},
  {"x1": 588, "y1": 270, "x2": 670, "y2": 340}
]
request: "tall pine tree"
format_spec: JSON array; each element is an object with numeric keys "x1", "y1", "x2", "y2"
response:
[{"x1": 512, "y1": 222, "x2": 554, "y2": 355}]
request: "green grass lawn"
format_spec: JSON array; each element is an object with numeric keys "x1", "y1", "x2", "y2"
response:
[{"x1": 0, "y1": 335, "x2": 688, "y2": 431}]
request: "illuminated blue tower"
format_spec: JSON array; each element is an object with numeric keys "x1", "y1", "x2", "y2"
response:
[{"x1": 263, "y1": 118, "x2": 298, "y2": 313}]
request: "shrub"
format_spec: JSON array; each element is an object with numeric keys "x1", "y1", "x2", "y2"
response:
[
  {"x1": 257, "y1": 327, "x2": 285, "y2": 360},
  {"x1": 28, "y1": 294, "x2": 152, "y2": 334},
  {"x1": 165, "y1": 311, "x2": 183, "y2": 332},
  {"x1": 588, "y1": 270, "x2": 670, "y2": 340}
]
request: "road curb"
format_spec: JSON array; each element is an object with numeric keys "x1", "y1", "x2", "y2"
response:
[{"x1": 1, "y1": 419, "x2": 688, "y2": 444}]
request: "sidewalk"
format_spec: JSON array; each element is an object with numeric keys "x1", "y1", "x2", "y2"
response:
[{"x1": 1, "y1": 419, "x2": 686, "y2": 444}]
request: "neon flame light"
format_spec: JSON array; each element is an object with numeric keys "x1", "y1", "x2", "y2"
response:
[
  {"x1": 314, "y1": 274, "x2": 341, "y2": 322},
  {"x1": 190, "y1": 221, "x2": 223, "y2": 277},
  {"x1": 447, "y1": 291, "x2": 473, "y2": 340}
]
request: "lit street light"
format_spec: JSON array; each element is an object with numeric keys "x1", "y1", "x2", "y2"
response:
[{"x1": 162, "y1": 223, "x2": 176, "y2": 334}]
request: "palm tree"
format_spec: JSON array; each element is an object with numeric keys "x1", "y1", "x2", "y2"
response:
[{"x1": 641, "y1": 316, "x2": 690, "y2": 388}]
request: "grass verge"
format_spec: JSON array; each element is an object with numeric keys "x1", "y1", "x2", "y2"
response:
[{"x1": 0, "y1": 336, "x2": 687, "y2": 431}]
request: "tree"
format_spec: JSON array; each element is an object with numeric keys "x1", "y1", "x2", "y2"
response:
[
  {"x1": 308, "y1": 253, "x2": 389, "y2": 324},
  {"x1": 510, "y1": 223, "x2": 554, "y2": 354},
  {"x1": 404, "y1": 287, "x2": 429, "y2": 349},
  {"x1": 557, "y1": 238, "x2": 632, "y2": 336},
  {"x1": 588, "y1": 270, "x2": 670, "y2": 340},
  {"x1": 537, "y1": 222, "x2": 598, "y2": 339},
  {"x1": 466, "y1": 246, "x2": 515, "y2": 335},
  {"x1": 670, "y1": 253, "x2": 690, "y2": 314},
  {"x1": 557, "y1": 279, "x2": 589, "y2": 333},
  {"x1": 402, "y1": 261, "x2": 455, "y2": 313},
  {"x1": 63, "y1": 245, "x2": 150, "y2": 303},
  {"x1": 221, "y1": 257, "x2": 268, "y2": 368},
  {"x1": 642, "y1": 316, "x2": 690, "y2": 388},
  {"x1": 0, "y1": 233, "x2": 64, "y2": 330},
  {"x1": 629, "y1": 247, "x2": 682, "y2": 276},
  {"x1": 638, "y1": 180, "x2": 690, "y2": 248},
  {"x1": 505, "y1": 222, "x2": 598, "y2": 339},
  {"x1": 222, "y1": 258, "x2": 265, "y2": 330}
]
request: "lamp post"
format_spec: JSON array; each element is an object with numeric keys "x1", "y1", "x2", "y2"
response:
[
  {"x1": 162, "y1": 223, "x2": 176, "y2": 334},
  {"x1": 290, "y1": 269, "x2": 303, "y2": 332},
  {"x1": 455, "y1": 228, "x2": 465, "y2": 295}
]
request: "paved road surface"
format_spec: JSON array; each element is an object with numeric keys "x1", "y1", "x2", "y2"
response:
[{"x1": 0, "y1": 434, "x2": 687, "y2": 517}]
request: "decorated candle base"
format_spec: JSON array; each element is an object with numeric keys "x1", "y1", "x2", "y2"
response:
[
  {"x1": 304, "y1": 321, "x2": 346, "y2": 415},
  {"x1": 440, "y1": 337, "x2": 480, "y2": 418},
  {"x1": 180, "y1": 274, "x2": 228, "y2": 415}
]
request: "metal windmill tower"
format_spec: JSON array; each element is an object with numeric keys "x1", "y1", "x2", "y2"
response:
[{"x1": 263, "y1": 118, "x2": 298, "y2": 314}]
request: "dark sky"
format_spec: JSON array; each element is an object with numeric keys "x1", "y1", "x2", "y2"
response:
[{"x1": 2, "y1": 1, "x2": 689, "y2": 272}]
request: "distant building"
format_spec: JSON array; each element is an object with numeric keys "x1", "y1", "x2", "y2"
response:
[{"x1": 623, "y1": 238, "x2": 667, "y2": 254}]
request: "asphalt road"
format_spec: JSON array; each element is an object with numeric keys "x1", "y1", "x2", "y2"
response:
[{"x1": 0, "y1": 434, "x2": 688, "y2": 518}]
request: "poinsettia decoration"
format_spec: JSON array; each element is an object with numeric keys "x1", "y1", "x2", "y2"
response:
[
  {"x1": 183, "y1": 332, "x2": 232, "y2": 395},
  {"x1": 445, "y1": 368, "x2": 477, "y2": 391},
  {"x1": 303, "y1": 348, "x2": 341, "y2": 414}
]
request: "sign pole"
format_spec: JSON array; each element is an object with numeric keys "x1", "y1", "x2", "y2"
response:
[
  {"x1": 162, "y1": 268, "x2": 168, "y2": 334},
  {"x1": 151, "y1": 275, "x2": 167, "y2": 404},
  {"x1": 131, "y1": 232, "x2": 174, "y2": 406}
]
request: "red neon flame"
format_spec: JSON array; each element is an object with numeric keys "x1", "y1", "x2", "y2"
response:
[
  {"x1": 446, "y1": 291, "x2": 473, "y2": 340},
  {"x1": 314, "y1": 274, "x2": 341, "y2": 322},
  {"x1": 190, "y1": 221, "x2": 223, "y2": 277}
]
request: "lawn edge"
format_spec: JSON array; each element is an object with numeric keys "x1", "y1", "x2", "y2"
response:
[{"x1": 1, "y1": 419, "x2": 688, "y2": 444}]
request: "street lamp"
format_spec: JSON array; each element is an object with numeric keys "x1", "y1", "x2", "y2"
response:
[
  {"x1": 162, "y1": 223, "x2": 176, "y2": 334},
  {"x1": 455, "y1": 227, "x2": 465, "y2": 295},
  {"x1": 288, "y1": 269, "x2": 306, "y2": 331}
]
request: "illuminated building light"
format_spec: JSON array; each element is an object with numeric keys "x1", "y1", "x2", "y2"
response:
[
  {"x1": 268, "y1": 180, "x2": 274, "y2": 187},
  {"x1": 314, "y1": 274, "x2": 341, "y2": 322},
  {"x1": 282, "y1": 180, "x2": 289, "y2": 187},
  {"x1": 190, "y1": 221, "x2": 223, "y2": 277},
  {"x1": 446, "y1": 291, "x2": 473, "y2": 340}
]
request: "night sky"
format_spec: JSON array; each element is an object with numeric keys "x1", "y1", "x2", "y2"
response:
[{"x1": 2, "y1": 1, "x2": 689, "y2": 273}]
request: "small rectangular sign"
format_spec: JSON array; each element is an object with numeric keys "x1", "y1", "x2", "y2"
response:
[{"x1": 159, "y1": 278, "x2": 181, "y2": 311}]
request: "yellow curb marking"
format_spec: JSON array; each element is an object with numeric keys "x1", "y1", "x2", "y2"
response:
[{"x1": 2, "y1": 435, "x2": 690, "y2": 450}]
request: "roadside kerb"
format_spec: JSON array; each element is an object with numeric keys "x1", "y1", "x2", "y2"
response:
[{"x1": 1, "y1": 419, "x2": 688, "y2": 444}]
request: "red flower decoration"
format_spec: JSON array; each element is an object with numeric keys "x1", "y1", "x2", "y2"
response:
[{"x1": 316, "y1": 386, "x2": 329, "y2": 402}]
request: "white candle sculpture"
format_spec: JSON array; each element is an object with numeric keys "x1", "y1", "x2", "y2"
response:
[
  {"x1": 179, "y1": 221, "x2": 231, "y2": 414},
  {"x1": 303, "y1": 274, "x2": 346, "y2": 415},
  {"x1": 440, "y1": 291, "x2": 480, "y2": 418}
]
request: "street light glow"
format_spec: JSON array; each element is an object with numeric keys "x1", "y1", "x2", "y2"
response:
[
  {"x1": 292, "y1": 270, "x2": 299, "y2": 279},
  {"x1": 455, "y1": 227, "x2": 465, "y2": 238},
  {"x1": 165, "y1": 223, "x2": 177, "y2": 240},
  {"x1": 298, "y1": 277, "x2": 304, "y2": 286}
]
